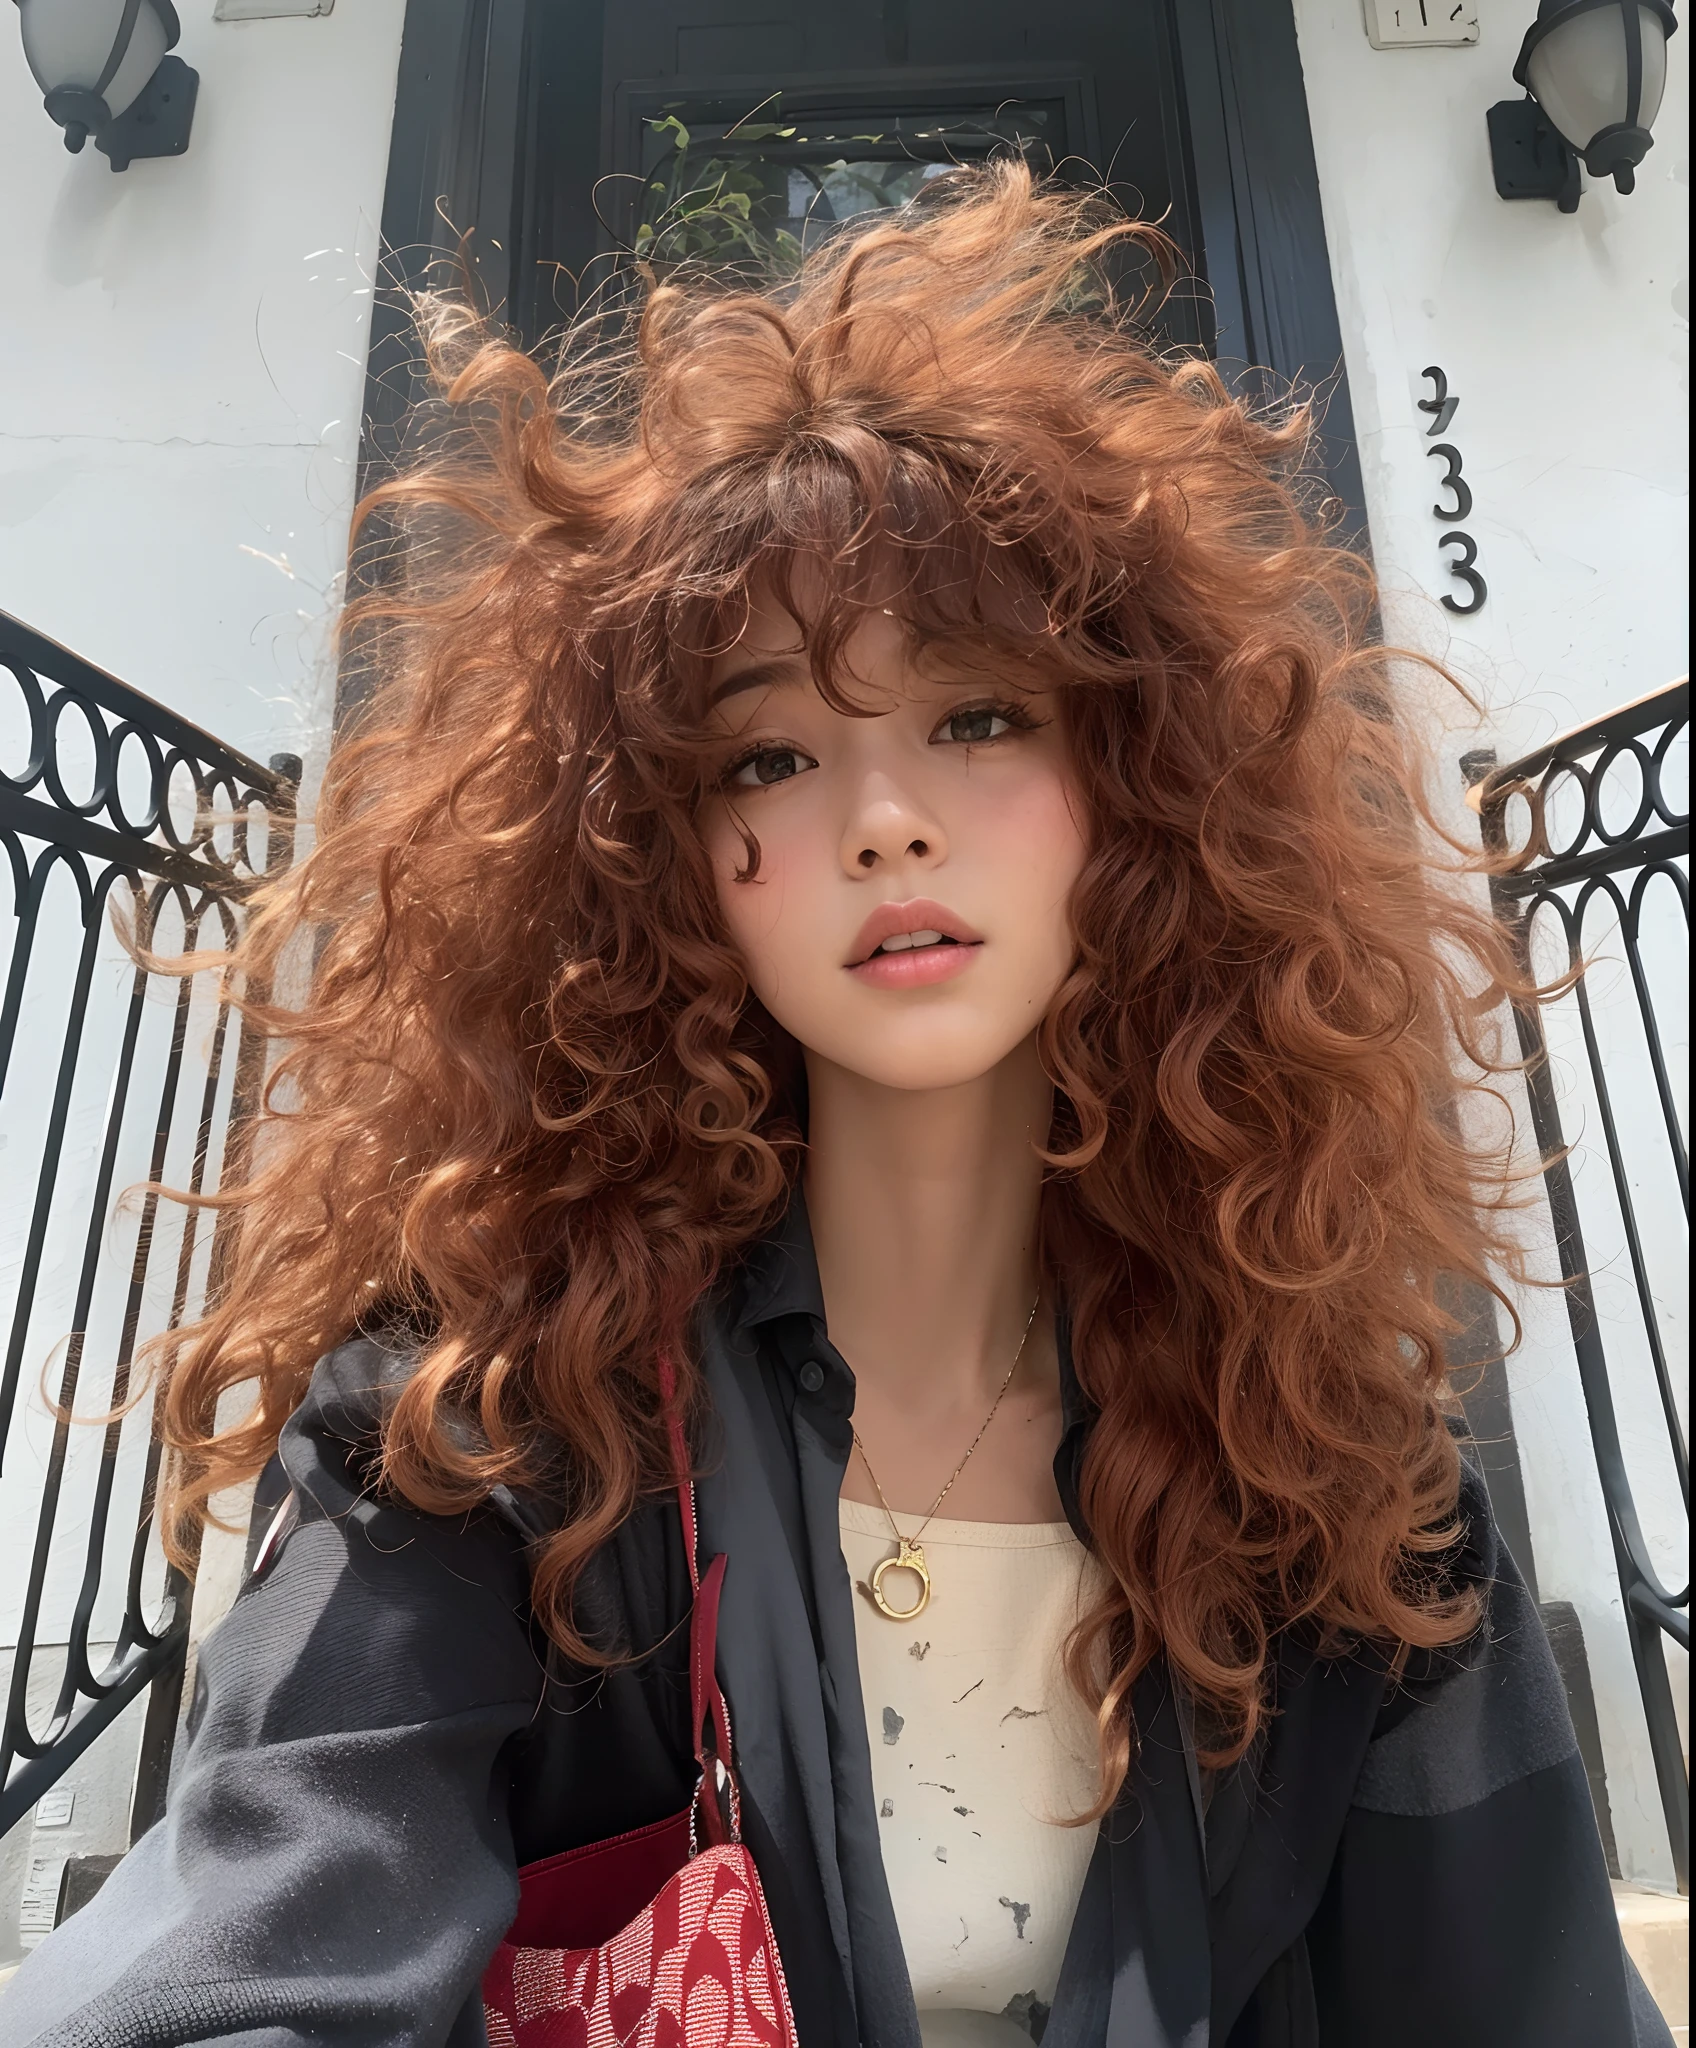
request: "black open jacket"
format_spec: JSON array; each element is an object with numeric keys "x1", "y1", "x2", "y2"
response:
[{"x1": 5, "y1": 1201, "x2": 1669, "y2": 2047}]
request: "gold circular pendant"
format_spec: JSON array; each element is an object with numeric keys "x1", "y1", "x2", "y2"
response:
[{"x1": 870, "y1": 1539, "x2": 932, "y2": 1621}]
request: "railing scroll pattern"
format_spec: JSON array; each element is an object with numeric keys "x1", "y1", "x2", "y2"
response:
[
  {"x1": 0, "y1": 609, "x2": 299, "y2": 1844},
  {"x1": 1472, "y1": 675, "x2": 1689, "y2": 1892}
]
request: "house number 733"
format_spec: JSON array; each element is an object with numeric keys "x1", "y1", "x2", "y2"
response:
[{"x1": 1418, "y1": 366, "x2": 1487, "y2": 615}]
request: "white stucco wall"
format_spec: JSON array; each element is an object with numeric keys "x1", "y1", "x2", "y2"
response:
[
  {"x1": 0, "y1": 0, "x2": 407, "y2": 761},
  {"x1": 0, "y1": 1, "x2": 405, "y2": 1935},
  {"x1": 1294, "y1": 0, "x2": 1689, "y2": 1889}
]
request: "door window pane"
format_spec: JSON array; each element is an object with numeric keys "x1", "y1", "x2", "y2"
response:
[{"x1": 635, "y1": 99, "x2": 1066, "y2": 271}]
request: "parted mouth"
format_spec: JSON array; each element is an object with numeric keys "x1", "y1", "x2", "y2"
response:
[{"x1": 846, "y1": 899, "x2": 984, "y2": 969}]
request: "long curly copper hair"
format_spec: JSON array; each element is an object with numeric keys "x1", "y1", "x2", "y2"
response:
[{"x1": 155, "y1": 163, "x2": 1526, "y2": 1783}]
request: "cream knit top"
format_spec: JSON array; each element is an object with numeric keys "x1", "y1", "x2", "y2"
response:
[{"x1": 838, "y1": 1497, "x2": 1103, "y2": 2047}]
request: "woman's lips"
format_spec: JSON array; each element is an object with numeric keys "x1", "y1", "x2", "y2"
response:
[
  {"x1": 847, "y1": 897, "x2": 982, "y2": 968},
  {"x1": 848, "y1": 940, "x2": 981, "y2": 989},
  {"x1": 844, "y1": 899, "x2": 984, "y2": 989}
]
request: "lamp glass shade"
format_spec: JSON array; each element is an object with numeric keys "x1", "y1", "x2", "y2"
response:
[
  {"x1": 19, "y1": 0, "x2": 172, "y2": 123},
  {"x1": 1525, "y1": 5, "x2": 1670, "y2": 152}
]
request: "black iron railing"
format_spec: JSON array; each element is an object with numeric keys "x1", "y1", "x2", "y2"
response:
[
  {"x1": 1470, "y1": 676, "x2": 1690, "y2": 1891},
  {"x1": 0, "y1": 624, "x2": 1686, "y2": 1901},
  {"x1": 0, "y1": 611, "x2": 298, "y2": 1843}
]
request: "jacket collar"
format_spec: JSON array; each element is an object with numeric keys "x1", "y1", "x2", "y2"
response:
[
  {"x1": 733, "y1": 1191, "x2": 1099, "y2": 1548},
  {"x1": 733, "y1": 1187, "x2": 829, "y2": 1331},
  {"x1": 1052, "y1": 1303, "x2": 1095, "y2": 1549}
]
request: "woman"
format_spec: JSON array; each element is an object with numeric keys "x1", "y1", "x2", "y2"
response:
[{"x1": 5, "y1": 167, "x2": 1665, "y2": 2048}]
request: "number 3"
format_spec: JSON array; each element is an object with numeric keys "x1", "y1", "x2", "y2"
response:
[
  {"x1": 1426, "y1": 443, "x2": 1473, "y2": 522},
  {"x1": 1439, "y1": 531, "x2": 1487, "y2": 614}
]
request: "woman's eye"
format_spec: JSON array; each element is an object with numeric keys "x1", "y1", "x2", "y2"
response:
[
  {"x1": 940, "y1": 705, "x2": 1015, "y2": 745},
  {"x1": 728, "y1": 745, "x2": 816, "y2": 788}
]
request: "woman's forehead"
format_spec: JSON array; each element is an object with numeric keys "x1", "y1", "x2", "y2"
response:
[
  {"x1": 705, "y1": 605, "x2": 1045, "y2": 729},
  {"x1": 706, "y1": 614, "x2": 913, "y2": 726},
  {"x1": 709, "y1": 589, "x2": 810, "y2": 681},
  {"x1": 698, "y1": 540, "x2": 1048, "y2": 670}
]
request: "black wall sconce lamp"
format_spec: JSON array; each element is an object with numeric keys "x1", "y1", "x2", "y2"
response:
[
  {"x1": 13, "y1": 0, "x2": 198, "y2": 170},
  {"x1": 1489, "y1": 0, "x2": 1678, "y2": 212}
]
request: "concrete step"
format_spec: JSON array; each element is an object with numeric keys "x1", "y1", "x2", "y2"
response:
[{"x1": 1616, "y1": 1883, "x2": 1689, "y2": 2045}]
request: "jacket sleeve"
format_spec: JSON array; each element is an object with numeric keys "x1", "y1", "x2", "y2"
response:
[
  {"x1": 1305, "y1": 1478, "x2": 1673, "y2": 2048},
  {"x1": 1, "y1": 1336, "x2": 546, "y2": 2048}
]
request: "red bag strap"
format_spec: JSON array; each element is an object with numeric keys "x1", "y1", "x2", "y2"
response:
[{"x1": 656, "y1": 1354, "x2": 740, "y2": 1845}]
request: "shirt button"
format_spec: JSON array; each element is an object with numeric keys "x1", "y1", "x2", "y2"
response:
[{"x1": 798, "y1": 1360, "x2": 826, "y2": 1394}]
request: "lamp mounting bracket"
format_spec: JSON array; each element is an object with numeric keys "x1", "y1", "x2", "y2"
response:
[
  {"x1": 1487, "y1": 95, "x2": 1582, "y2": 211},
  {"x1": 96, "y1": 52, "x2": 197, "y2": 170}
]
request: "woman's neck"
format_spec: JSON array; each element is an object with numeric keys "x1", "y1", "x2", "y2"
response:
[{"x1": 803, "y1": 1033, "x2": 1052, "y2": 1416}]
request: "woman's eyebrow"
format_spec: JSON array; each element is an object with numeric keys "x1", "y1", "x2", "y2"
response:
[{"x1": 708, "y1": 654, "x2": 812, "y2": 708}]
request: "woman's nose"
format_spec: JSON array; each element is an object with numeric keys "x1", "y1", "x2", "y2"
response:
[{"x1": 840, "y1": 773, "x2": 948, "y2": 875}]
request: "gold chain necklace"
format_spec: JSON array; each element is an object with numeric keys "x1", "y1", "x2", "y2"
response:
[{"x1": 850, "y1": 1293, "x2": 1041, "y2": 1622}]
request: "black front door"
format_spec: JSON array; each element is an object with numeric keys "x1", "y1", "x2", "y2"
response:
[{"x1": 365, "y1": 0, "x2": 1362, "y2": 524}]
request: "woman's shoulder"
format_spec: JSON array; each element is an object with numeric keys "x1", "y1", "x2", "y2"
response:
[
  {"x1": 236, "y1": 1329, "x2": 544, "y2": 1674},
  {"x1": 282, "y1": 1323, "x2": 421, "y2": 1454},
  {"x1": 0, "y1": 1328, "x2": 548, "y2": 2048},
  {"x1": 274, "y1": 1325, "x2": 563, "y2": 1549},
  {"x1": 1350, "y1": 1454, "x2": 1580, "y2": 1815},
  {"x1": 1245, "y1": 1452, "x2": 1566, "y2": 1814}
]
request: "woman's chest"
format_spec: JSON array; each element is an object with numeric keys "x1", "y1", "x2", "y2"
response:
[{"x1": 839, "y1": 1501, "x2": 1103, "y2": 2029}]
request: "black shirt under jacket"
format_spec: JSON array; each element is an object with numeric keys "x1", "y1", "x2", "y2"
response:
[{"x1": 4, "y1": 1200, "x2": 1669, "y2": 2048}]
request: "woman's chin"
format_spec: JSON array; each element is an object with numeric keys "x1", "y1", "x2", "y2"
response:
[{"x1": 802, "y1": 1025, "x2": 1039, "y2": 1097}]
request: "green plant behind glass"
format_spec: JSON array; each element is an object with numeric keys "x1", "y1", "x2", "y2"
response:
[
  {"x1": 635, "y1": 116, "x2": 807, "y2": 273},
  {"x1": 634, "y1": 111, "x2": 974, "y2": 275}
]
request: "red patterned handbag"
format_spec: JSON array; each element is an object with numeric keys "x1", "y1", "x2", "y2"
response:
[{"x1": 481, "y1": 1363, "x2": 799, "y2": 2048}]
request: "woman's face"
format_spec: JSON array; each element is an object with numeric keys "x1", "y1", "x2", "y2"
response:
[{"x1": 697, "y1": 597, "x2": 1088, "y2": 1093}]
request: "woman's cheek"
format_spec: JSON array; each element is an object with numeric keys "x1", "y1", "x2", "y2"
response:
[
  {"x1": 712, "y1": 822, "x2": 808, "y2": 1005},
  {"x1": 973, "y1": 769, "x2": 1087, "y2": 915}
]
